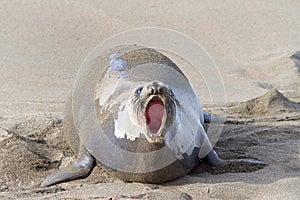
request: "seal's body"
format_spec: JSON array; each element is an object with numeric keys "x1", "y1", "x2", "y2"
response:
[{"x1": 42, "y1": 46, "x2": 223, "y2": 187}]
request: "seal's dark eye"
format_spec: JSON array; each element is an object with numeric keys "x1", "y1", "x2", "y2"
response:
[{"x1": 135, "y1": 87, "x2": 143, "y2": 95}]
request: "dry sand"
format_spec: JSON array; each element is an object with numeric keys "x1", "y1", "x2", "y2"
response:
[{"x1": 0, "y1": 1, "x2": 300, "y2": 199}]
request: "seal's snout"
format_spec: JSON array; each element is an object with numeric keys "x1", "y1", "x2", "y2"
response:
[{"x1": 145, "y1": 81, "x2": 170, "y2": 96}]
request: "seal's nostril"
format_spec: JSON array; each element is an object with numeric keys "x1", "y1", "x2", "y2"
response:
[{"x1": 151, "y1": 87, "x2": 155, "y2": 94}]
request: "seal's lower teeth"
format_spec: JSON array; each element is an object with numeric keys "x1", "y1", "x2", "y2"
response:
[{"x1": 146, "y1": 100, "x2": 164, "y2": 133}]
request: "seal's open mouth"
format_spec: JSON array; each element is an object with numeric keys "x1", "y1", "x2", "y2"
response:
[{"x1": 146, "y1": 97, "x2": 165, "y2": 134}]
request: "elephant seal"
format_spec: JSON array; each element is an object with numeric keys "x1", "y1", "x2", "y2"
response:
[{"x1": 41, "y1": 45, "x2": 224, "y2": 187}]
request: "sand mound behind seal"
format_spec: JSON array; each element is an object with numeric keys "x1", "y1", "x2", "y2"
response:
[{"x1": 230, "y1": 89, "x2": 300, "y2": 116}]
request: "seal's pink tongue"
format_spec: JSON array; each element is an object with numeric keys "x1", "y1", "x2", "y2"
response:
[{"x1": 146, "y1": 100, "x2": 164, "y2": 133}]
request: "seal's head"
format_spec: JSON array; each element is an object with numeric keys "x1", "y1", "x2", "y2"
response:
[{"x1": 129, "y1": 81, "x2": 178, "y2": 144}]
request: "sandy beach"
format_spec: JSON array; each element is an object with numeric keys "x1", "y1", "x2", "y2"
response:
[{"x1": 0, "y1": 1, "x2": 299, "y2": 199}]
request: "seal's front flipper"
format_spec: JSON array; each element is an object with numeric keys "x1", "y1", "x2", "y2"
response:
[
  {"x1": 203, "y1": 112, "x2": 225, "y2": 124},
  {"x1": 213, "y1": 159, "x2": 267, "y2": 174},
  {"x1": 236, "y1": 159, "x2": 267, "y2": 166},
  {"x1": 41, "y1": 146, "x2": 95, "y2": 187},
  {"x1": 205, "y1": 150, "x2": 224, "y2": 167}
]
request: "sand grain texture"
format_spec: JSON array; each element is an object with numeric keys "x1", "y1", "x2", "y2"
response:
[{"x1": 0, "y1": 1, "x2": 300, "y2": 199}]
